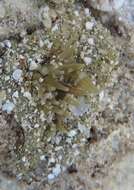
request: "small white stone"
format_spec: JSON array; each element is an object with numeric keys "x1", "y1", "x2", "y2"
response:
[
  {"x1": 85, "y1": 21, "x2": 94, "y2": 30},
  {"x1": 52, "y1": 164, "x2": 61, "y2": 177},
  {"x1": 111, "y1": 135, "x2": 120, "y2": 152},
  {"x1": 78, "y1": 123, "x2": 90, "y2": 138},
  {"x1": 16, "y1": 173, "x2": 23, "y2": 181},
  {"x1": 40, "y1": 111, "x2": 46, "y2": 122},
  {"x1": 99, "y1": 91, "x2": 105, "y2": 102},
  {"x1": 72, "y1": 20, "x2": 76, "y2": 25},
  {"x1": 2, "y1": 100, "x2": 15, "y2": 113},
  {"x1": 83, "y1": 57, "x2": 92, "y2": 65},
  {"x1": 80, "y1": 51, "x2": 85, "y2": 59},
  {"x1": 48, "y1": 42, "x2": 53, "y2": 49},
  {"x1": 29, "y1": 60, "x2": 38, "y2": 71},
  {"x1": 12, "y1": 91, "x2": 19, "y2": 98},
  {"x1": 58, "y1": 155, "x2": 62, "y2": 161},
  {"x1": 39, "y1": 6, "x2": 52, "y2": 29},
  {"x1": 68, "y1": 130, "x2": 77, "y2": 138},
  {"x1": 34, "y1": 123, "x2": 40, "y2": 128},
  {"x1": 40, "y1": 155, "x2": 46, "y2": 160},
  {"x1": 52, "y1": 24, "x2": 59, "y2": 32},
  {"x1": 19, "y1": 54, "x2": 25, "y2": 60},
  {"x1": 74, "y1": 149, "x2": 80, "y2": 156},
  {"x1": 5, "y1": 76, "x2": 10, "y2": 81},
  {"x1": 39, "y1": 77, "x2": 43, "y2": 83},
  {"x1": 74, "y1": 10, "x2": 79, "y2": 16},
  {"x1": 39, "y1": 40, "x2": 44, "y2": 48},
  {"x1": 84, "y1": 8, "x2": 90, "y2": 16},
  {"x1": 23, "y1": 91, "x2": 31, "y2": 100},
  {"x1": 44, "y1": 39, "x2": 53, "y2": 49},
  {"x1": 87, "y1": 38, "x2": 94, "y2": 45},
  {"x1": 12, "y1": 69, "x2": 23, "y2": 82},
  {"x1": 4, "y1": 40, "x2": 11, "y2": 48},
  {"x1": 22, "y1": 156, "x2": 26, "y2": 162},
  {"x1": 21, "y1": 87, "x2": 25, "y2": 93},
  {"x1": 48, "y1": 173, "x2": 55, "y2": 181}
]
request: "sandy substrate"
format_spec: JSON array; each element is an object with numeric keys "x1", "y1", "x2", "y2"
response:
[{"x1": 0, "y1": 1, "x2": 134, "y2": 190}]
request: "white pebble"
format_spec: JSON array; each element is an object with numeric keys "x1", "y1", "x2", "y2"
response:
[
  {"x1": 84, "y1": 8, "x2": 90, "y2": 16},
  {"x1": 29, "y1": 60, "x2": 38, "y2": 71},
  {"x1": 2, "y1": 100, "x2": 15, "y2": 113},
  {"x1": 22, "y1": 156, "x2": 26, "y2": 162},
  {"x1": 12, "y1": 69, "x2": 23, "y2": 82},
  {"x1": 88, "y1": 38, "x2": 94, "y2": 45},
  {"x1": 34, "y1": 123, "x2": 40, "y2": 128},
  {"x1": 83, "y1": 57, "x2": 92, "y2": 65},
  {"x1": 39, "y1": 6, "x2": 52, "y2": 29},
  {"x1": 23, "y1": 91, "x2": 31, "y2": 100},
  {"x1": 39, "y1": 40, "x2": 44, "y2": 48},
  {"x1": 44, "y1": 39, "x2": 53, "y2": 49},
  {"x1": 99, "y1": 91, "x2": 105, "y2": 102},
  {"x1": 68, "y1": 130, "x2": 77, "y2": 138},
  {"x1": 52, "y1": 164, "x2": 61, "y2": 177},
  {"x1": 4, "y1": 40, "x2": 11, "y2": 48},
  {"x1": 85, "y1": 21, "x2": 94, "y2": 30},
  {"x1": 40, "y1": 111, "x2": 46, "y2": 122},
  {"x1": 12, "y1": 91, "x2": 19, "y2": 98},
  {"x1": 48, "y1": 173, "x2": 55, "y2": 181},
  {"x1": 52, "y1": 24, "x2": 59, "y2": 32},
  {"x1": 40, "y1": 155, "x2": 46, "y2": 161},
  {"x1": 74, "y1": 10, "x2": 79, "y2": 16},
  {"x1": 78, "y1": 122, "x2": 90, "y2": 138},
  {"x1": 111, "y1": 135, "x2": 120, "y2": 152}
]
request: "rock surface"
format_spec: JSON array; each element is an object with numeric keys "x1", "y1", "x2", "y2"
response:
[
  {"x1": 87, "y1": 0, "x2": 125, "y2": 12},
  {"x1": 86, "y1": 0, "x2": 134, "y2": 37}
]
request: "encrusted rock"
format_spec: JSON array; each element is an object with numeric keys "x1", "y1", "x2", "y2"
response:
[{"x1": 86, "y1": 0, "x2": 125, "y2": 12}]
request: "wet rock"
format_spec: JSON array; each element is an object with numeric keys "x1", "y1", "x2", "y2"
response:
[
  {"x1": 39, "y1": 6, "x2": 52, "y2": 29},
  {"x1": 103, "y1": 153, "x2": 134, "y2": 190},
  {"x1": 0, "y1": 174, "x2": 26, "y2": 190},
  {"x1": 86, "y1": 0, "x2": 134, "y2": 37},
  {"x1": 86, "y1": 0, "x2": 125, "y2": 12},
  {"x1": 119, "y1": 0, "x2": 134, "y2": 25}
]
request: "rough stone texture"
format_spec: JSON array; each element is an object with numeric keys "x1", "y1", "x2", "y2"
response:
[
  {"x1": 86, "y1": 0, "x2": 125, "y2": 12},
  {"x1": 0, "y1": 174, "x2": 27, "y2": 190},
  {"x1": 86, "y1": 0, "x2": 134, "y2": 37},
  {"x1": 103, "y1": 153, "x2": 134, "y2": 190},
  {"x1": 0, "y1": 114, "x2": 16, "y2": 161},
  {"x1": 0, "y1": 113, "x2": 24, "y2": 172}
]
